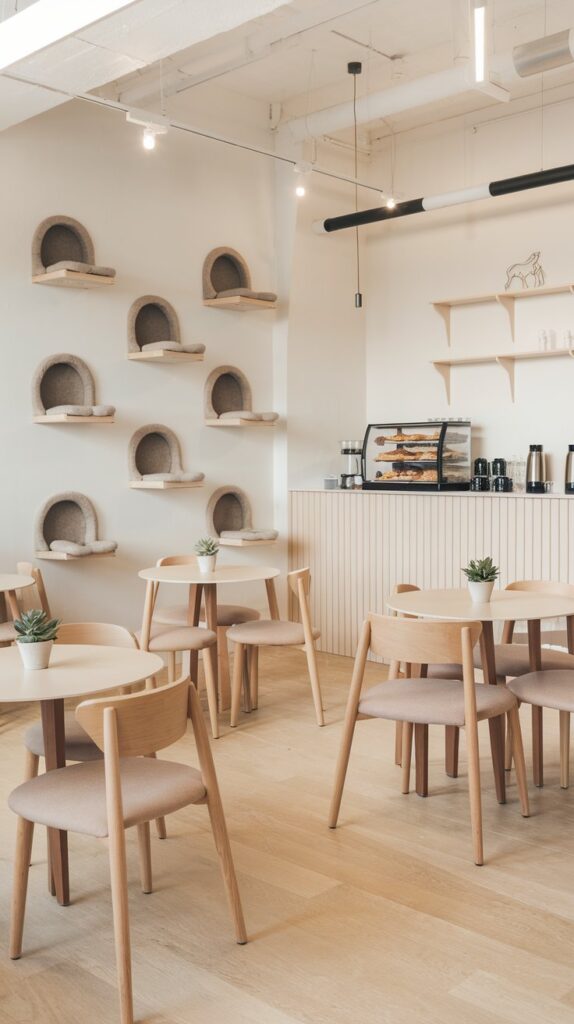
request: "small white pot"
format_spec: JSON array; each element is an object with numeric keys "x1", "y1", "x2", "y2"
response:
[
  {"x1": 17, "y1": 639, "x2": 53, "y2": 670},
  {"x1": 467, "y1": 580, "x2": 495, "y2": 603},
  {"x1": 197, "y1": 554, "x2": 217, "y2": 574}
]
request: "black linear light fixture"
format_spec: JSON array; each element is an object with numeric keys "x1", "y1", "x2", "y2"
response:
[{"x1": 348, "y1": 59, "x2": 363, "y2": 309}]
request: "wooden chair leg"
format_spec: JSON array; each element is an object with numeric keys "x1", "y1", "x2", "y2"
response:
[
  {"x1": 108, "y1": 825, "x2": 134, "y2": 1024},
  {"x1": 532, "y1": 705, "x2": 544, "y2": 787},
  {"x1": 401, "y1": 722, "x2": 413, "y2": 794},
  {"x1": 23, "y1": 749, "x2": 39, "y2": 781},
  {"x1": 508, "y1": 707, "x2": 530, "y2": 817},
  {"x1": 205, "y1": 791, "x2": 248, "y2": 945},
  {"x1": 136, "y1": 822, "x2": 152, "y2": 894},
  {"x1": 488, "y1": 715, "x2": 506, "y2": 804},
  {"x1": 10, "y1": 817, "x2": 34, "y2": 959},
  {"x1": 230, "y1": 643, "x2": 245, "y2": 728},
  {"x1": 414, "y1": 724, "x2": 429, "y2": 797},
  {"x1": 248, "y1": 646, "x2": 259, "y2": 710},
  {"x1": 145, "y1": 753, "x2": 166, "y2": 840},
  {"x1": 445, "y1": 726, "x2": 459, "y2": 778},
  {"x1": 328, "y1": 712, "x2": 359, "y2": 828},
  {"x1": 505, "y1": 713, "x2": 513, "y2": 772},
  {"x1": 202, "y1": 646, "x2": 220, "y2": 740},
  {"x1": 167, "y1": 651, "x2": 176, "y2": 683},
  {"x1": 466, "y1": 720, "x2": 484, "y2": 866},
  {"x1": 560, "y1": 709, "x2": 570, "y2": 789},
  {"x1": 217, "y1": 627, "x2": 231, "y2": 713},
  {"x1": 394, "y1": 721, "x2": 403, "y2": 766},
  {"x1": 304, "y1": 640, "x2": 325, "y2": 727}
]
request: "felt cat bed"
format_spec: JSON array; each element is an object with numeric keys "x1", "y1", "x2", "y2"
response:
[
  {"x1": 35, "y1": 492, "x2": 117, "y2": 558},
  {"x1": 202, "y1": 247, "x2": 277, "y2": 303},
  {"x1": 32, "y1": 354, "x2": 115, "y2": 419},
  {"x1": 127, "y1": 296, "x2": 205, "y2": 356},
  {"x1": 32, "y1": 216, "x2": 115, "y2": 278},
  {"x1": 203, "y1": 365, "x2": 278, "y2": 423},
  {"x1": 206, "y1": 486, "x2": 278, "y2": 544},
  {"x1": 128, "y1": 424, "x2": 204, "y2": 485}
]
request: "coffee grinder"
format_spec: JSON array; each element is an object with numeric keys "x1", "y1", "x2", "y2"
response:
[{"x1": 339, "y1": 440, "x2": 363, "y2": 489}]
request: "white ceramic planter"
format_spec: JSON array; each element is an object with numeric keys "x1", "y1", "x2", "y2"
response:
[
  {"x1": 467, "y1": 580, "x2": 495, "y2": 603},
  {"x1": 197, "y1": 554, "x2": 217, "y2": 574},
  {"x1": 17, "y1": 639, "x2": 53, "y2": 670}
]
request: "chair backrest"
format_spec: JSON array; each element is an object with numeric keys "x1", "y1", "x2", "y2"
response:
[
  {"x1": 502, "y1": 579, "x2": 574, "y2": 645},
  {"x1": 15, "y1": 562, "x2": 51, "y2": 617},
  {"x1": 368, "y1": 612, "x2": 481, "y2": 670},
  {"x1": 156, "y1": 554, "x2": 198, "y2": 567},
  {"x1": 76, "y1": 675, "x2": 190, "y2": 757},
  {"x1": 392, "y1": 583, "x2": 420, "y2": 621},
  {"x1": 56, "y1": 622, "x2": 138, "y2": 648}
]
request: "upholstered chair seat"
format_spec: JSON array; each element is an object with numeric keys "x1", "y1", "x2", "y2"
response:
[
  {"x1": 359, "y1": 676, "x2": 516, "y2": 727},
  {"x1": 227, "y1": 619, "x2": 320, "y2": 647},
  {"x1": 154, "y1": 603, "x2": 259, "y2": 628},
  {"x1": 473, "y1": 644, "x2": 574, "y2": 678}
]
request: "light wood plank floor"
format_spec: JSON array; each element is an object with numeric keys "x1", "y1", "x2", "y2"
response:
[{"x1": 2, "y1": 648, "x2": 574, "y2": 1023}]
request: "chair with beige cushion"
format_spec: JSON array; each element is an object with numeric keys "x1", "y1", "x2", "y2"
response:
[
  {"x1": 152, "y1": 553, "x2": 259, "y2": 711},
  {"x1": 329, "y1": 613, "x2": 529, "y2": 865},
  {"x1": 508, "y1": 670, "x2": 574, "y2": 789},
  {"x1": 9, "y1": 675, "x2": 246, "y2": 1024},
  {"x1": 0, "y1": 562, "x2": 51, "y2": 646},
  {"x1": 229, "y1": 567, "x2": 324, "y2": 727}
]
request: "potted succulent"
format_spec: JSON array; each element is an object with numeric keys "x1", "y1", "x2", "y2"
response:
[
  {"x1": 14, "y1": 609, "x2": 61, "y2": 670},
  {"x1": 462, "y1": 557, "x2": 499, "y2": 603},
  {"x1": 194, "y1": 536, "x2": 219, "y2": 574}
]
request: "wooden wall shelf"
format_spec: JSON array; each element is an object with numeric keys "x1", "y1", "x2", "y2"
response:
[
  {"x1": 203, "y1": 296, "x2": 277, "y2": 311},
  {"x1": 129, "y1": 481, "x2": 204, "y2": 490},
  {"x1": 33, "y1": 415, "x2": 115, "y2": 425},
  {"x1": 32, "y1": 270, "x2": 115, "y2": 289},
  {"x1": 219, "y1": 537, "x2": 278, "y2": 547},
  {"x1": 432, "y1": 283, "x2": 574, "y2": 344},
  {"x1": 204, "y1": 418, "x2": 275, "y2": 428},
  {"x1": 35, "y1": 551, "x2": 116, "y2": 561},
  {"x1": 433, "y1": 347, "x2": 574, "y2": 402}
]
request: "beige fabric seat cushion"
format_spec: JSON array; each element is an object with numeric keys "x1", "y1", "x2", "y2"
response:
[
  {"x1": 154, "y1": 603, "x2": 260, "y2": 628},
  {"x1": 24, "y1": 712, "x2": 101, "y2": 762},
  {"x1": 508, "y1": 670, "x2": 574, "y2": 712},
  {"x1": 0, "y1": 621, "x2": 16, "y2": 643},
  {"x1": 136, "y1": 624, "x2": 216, "y2": 651},
  {"x1": 358, "y1": 677, "x2": 516, "y2": 727},
  {"x1": 9, "y1": 757, "x2": 206, "y2": 838},
  {"x1": 473, "y1": 644, "x2": 574, "y2": 678},
  {"x1": 227, "y1": 619, "x2": 320, "y2": 646}
]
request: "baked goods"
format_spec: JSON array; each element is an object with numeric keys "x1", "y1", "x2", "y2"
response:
[
  {"x1": 383, "y1": 431, "x2": 441, "y2": 443},
  {"x1": 377, "y1": 468, "x2": 437, "y2": 482}
]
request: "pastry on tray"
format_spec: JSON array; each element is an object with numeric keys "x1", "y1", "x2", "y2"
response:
[
  {"x1": 383, "y1": 430, "x2": 441, "y2": 443},
  {"x1": 376, "y1": 468, "x2": 438, "y2": 482},
  {"x1": 374, "y1": 447, "x2": 439, "y2": 462}
]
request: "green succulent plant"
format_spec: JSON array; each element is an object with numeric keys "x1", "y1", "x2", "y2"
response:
[
  {"x1": 14, "y1": 609, "x2": 61, "y2": 644},
  {"x1": 462, "y1": 557, "x2": 500, "y2": 583},
  {"x1": 194, "y1": 537, "x2": 219, "y2": 557}
]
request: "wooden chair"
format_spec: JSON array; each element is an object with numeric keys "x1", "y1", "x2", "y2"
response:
[
  {"x1": 229, "y1": 567, "x2": 324, "y2": 727},
  {"x1": 473, "y1": 580, "x2": 574, "y2": 784},
  {"x1": 0, "y1": 562, "x2": 51, "y2": 645},
  {"x1": 152, "y1": 553, "x2": 260, "y2": 711},
  {"x1": 328, "y1": 613, "x2": 529, "y2": 865},
  {"x1": 508, "y1": 670, "x2": 574, "y2": 789},
  {"x1": 9, "y1": 675, "x2": 247, "y2": 1024}
]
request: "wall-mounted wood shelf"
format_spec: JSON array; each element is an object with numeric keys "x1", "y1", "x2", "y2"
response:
[
  {"x1": 219, "y1": 537, "x2": 278, "y2": 547},
  {"x1": 432, "y1": 283, "x2": 574, "y2": 344},
  {"x1": 35, "y1": 550, "x2": 116, "y2": 561},
  {"x1": 32, "y1": 270, "x2": 115, "y2": 289},
  {"x1": 128, "y1": 351, "x2": 204, "y2": 363},
  {"x1": 203, "y1": 296, "x2": 277, "y2": 311},
  {"x1": 33, "y1": 415, "x2": 115, "y2": 424},
  {"x1": 129, "y1": 481, "x2": 204, "y2": 490},
  {"x1": 433, "y1": 347, "x2": 574, "y2": 402},
  {"x1": 204, "y1": 418, "x2": 276, "y2": 428}
]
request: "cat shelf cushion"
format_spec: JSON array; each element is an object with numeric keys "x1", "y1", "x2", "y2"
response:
[
  {"x1": 220, "y1": 528, "x2": 278, "y2": 541},
  {"x1": 43, "y1": 260, "x2": 116, "y2": 278},
  {"x1": 141, "y1": 472, "x2": 205, "y2": 483},
  {"x1": 49, "y1": 539, "x2": 117, "y2": 556},
  {"x1": 218, "y1": 410, "x2": 278, "y2": 422},
  {"x1": 217, "y1": 287, "x2": 277, "y2": 302},
  {"x1": 46, "y1": 405, "x2": 93, "y2": 417},
  {"x1": 92, "y1": 405, "x2": 115, "y2": 417},
  {"x1": 90, "y1": 540, "x2": 118, "y2": 554},
  {"x1": 141, "y1": 341, "x2": 206, "y2": 355},
  {"x1": 260, "y1": 412, "x2": 279, "y2": 421}
]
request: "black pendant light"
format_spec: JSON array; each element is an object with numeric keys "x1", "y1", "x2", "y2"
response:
[{"x1": 348, "y1": 60, "x2": 363, "y2": 308}]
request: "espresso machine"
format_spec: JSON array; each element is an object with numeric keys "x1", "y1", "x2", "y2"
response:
[{"x1": 339, "y1": 440, "x2": 363, "y2": 489}]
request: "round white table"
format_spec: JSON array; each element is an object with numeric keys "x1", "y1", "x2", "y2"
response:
[
  {"x1": 387, "y1": 588, "x2": 574, "y2": 794},
  {"x1": 138, "y1": 565, "x2": 281, "y2": 708},
  {"x1": 0, "y1": 644, "x2": 162, "y2": 906},
  {"x1": 0, "y1": 573, "x2": 35, "y2": 625}
]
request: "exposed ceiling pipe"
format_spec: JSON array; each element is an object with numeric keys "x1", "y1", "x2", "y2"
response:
[{"x1": 283, "y1": 28, "x2": 574, "y2": 142}]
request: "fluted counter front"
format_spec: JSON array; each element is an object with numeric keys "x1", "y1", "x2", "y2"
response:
[{"x1": 288, "y1": 489, "x2": 574, "y2": 657}]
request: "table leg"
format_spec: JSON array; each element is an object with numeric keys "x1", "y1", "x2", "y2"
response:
[
  {"x1": 265, "y1": 578, "x2": 280, "y2": 620},
  {"x1": 187, "y1": 584, "x2": 203, "y2": 684},
  {"x1": 415, "y1": 723, "x2": 429, "y2": 797},
  {"x1": 203, "y1": 584, "x2": 219, "y2": 697},
  {"x1": 480, "y1": 621, "x2": 506, "y2": 804},
  {"x1": 528, "y1": 618, "x2": 543, "y2": 787},
  {"x1": 445, "y1": 727, "x2": 459, "y2": 778},
  {"x1": 40, "y1": 699, "x2": 69, "y2": 906}
]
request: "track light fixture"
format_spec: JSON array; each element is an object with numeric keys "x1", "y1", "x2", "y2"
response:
[{"x1": 348, "y1": 60, "x2": 363, "y2": 309}]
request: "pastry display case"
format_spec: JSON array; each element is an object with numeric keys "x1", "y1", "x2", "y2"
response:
[{"x1": 362, "y1": 420, "x2": 471, "y2": 491}]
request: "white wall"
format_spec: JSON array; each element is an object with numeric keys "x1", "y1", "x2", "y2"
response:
[{"x1": 364, "y1": 93, "x2": 574, "y2": 486}]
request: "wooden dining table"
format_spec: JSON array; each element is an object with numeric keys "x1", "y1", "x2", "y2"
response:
[
  {"x1": 386, "y1": 588, "x2": 574, "y2": 797},
  {"x1": 0, "y1": 644, "x2": 162, "y2": 906}
]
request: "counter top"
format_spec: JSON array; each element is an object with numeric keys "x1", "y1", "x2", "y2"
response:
[{"x1": 290, "y1": 488, "x2": 565, "y2": 498}]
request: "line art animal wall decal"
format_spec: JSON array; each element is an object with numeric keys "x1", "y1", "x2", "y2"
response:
[{"x1": 505, "y1": 251, "x2": 545, "y2": 291}]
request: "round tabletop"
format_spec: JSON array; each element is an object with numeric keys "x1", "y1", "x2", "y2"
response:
[
  {"x1": 0, "y1": 574, "x2": 35, "y2": 593},
  {"x1": 0, "y1": 645, "x2": 163, "y2": 702},
  {"x1": 139, "y1": 564, "x2": 281, "y2": 585},
  {"x1": 387, "y1": 588, "x2": 574, "y2": 623}
]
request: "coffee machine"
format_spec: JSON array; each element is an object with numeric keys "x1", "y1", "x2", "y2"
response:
[{"x1": 339, "y1": 440, "x2": 363, "y2": 489}]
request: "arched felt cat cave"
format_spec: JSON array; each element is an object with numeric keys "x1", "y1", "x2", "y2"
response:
[
  {"x1": 128, "y1": 424, "x2": 204, "y2": 490},
  {"x1": 127, "y1": 295, "x2": 205, "y2": 363},
  {"x1": 35, "y1": 492, "x2": 117, "y2": 560},
  {"x1": 206, "y1": 486, "x2": 278, "y2": 546},
  {"x1": 202, "y1": 247, "x2": 277, "y2": 310},
  {"x1": 31, "y1": 216, "x2": 116, "y2": 288},
  {"x1": 32, "y1": 353, "x2": 115, "y2": 423},
  {"x1": 204, "y1": 365, "x2": 278, "y2": 427}
]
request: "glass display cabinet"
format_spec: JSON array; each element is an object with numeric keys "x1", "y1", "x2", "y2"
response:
[{"x1": 362, "y1": 420, "x2": 471, "y2": 491}]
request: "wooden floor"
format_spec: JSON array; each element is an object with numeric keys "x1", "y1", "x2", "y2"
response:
[{"x1": 2, "y1": 648, "x2": 574, "y2": 1023}]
